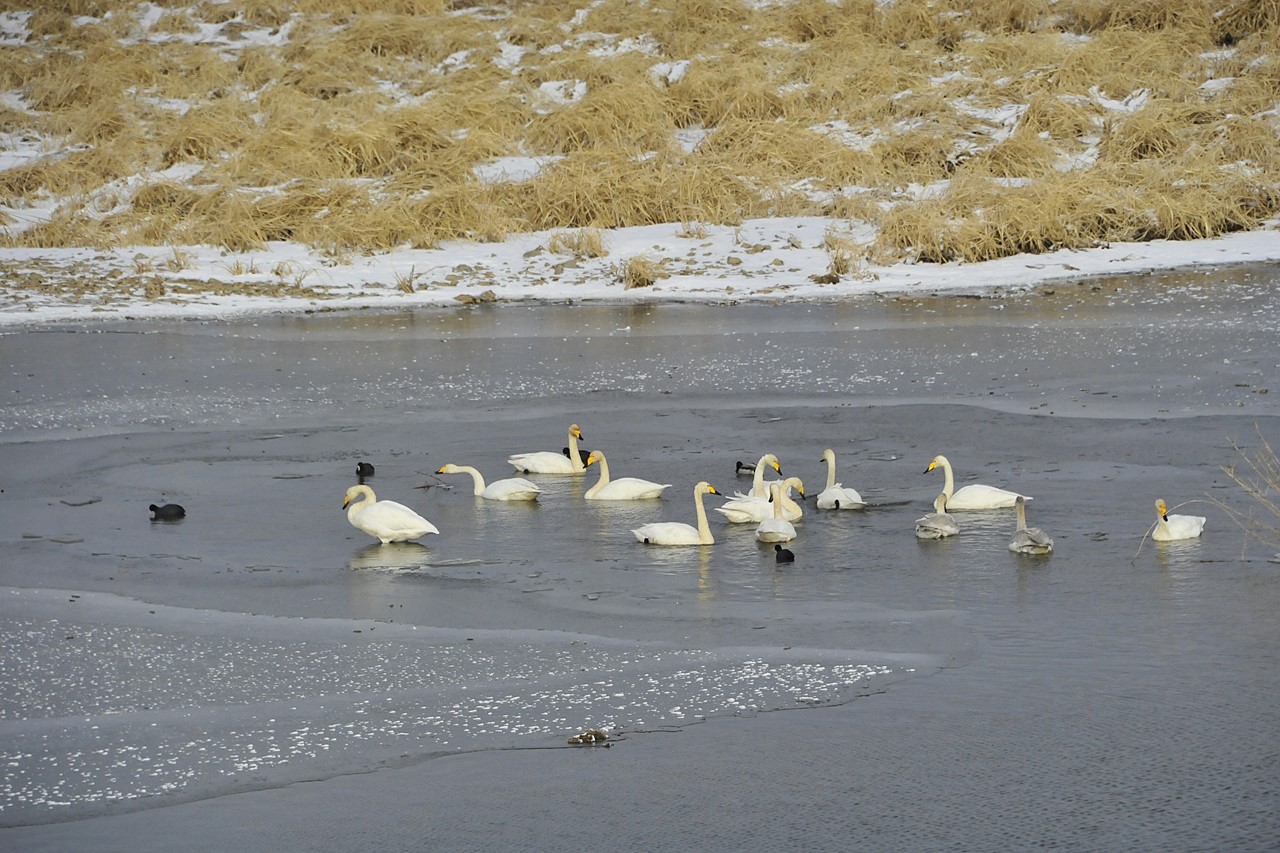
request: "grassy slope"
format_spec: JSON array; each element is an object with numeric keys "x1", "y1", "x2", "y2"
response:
[{"x1": 0, "y1": 0, "x2": 1277, "y2": 280}]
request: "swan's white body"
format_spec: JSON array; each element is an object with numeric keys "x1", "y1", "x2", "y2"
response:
[
  {"x1": 915, "y1": 493, "x2": 959, "y2": 539},
  {"x1": 437, "y1": 464, "x2": 541, "y2": 501},
  {"x1": 716, "y1": 476, "x2": 804, "y2": 523},
  {"x1": 756, "y1": 482, "x2": 798, "y2": 543},
  {"x1": 632, "y1": 482, "x2": 718, "y2": 546},
  {"x1": 584, "y1": 451, "x2": 670, "y2": 500},
  {"x1": 816, "y1": 448, "x2": 865, "y2": 510},
  {"x1": 343, "y1": 485, "x2": 440, "y2": 544},
  {"x1": 926, "y1": 454, "x2": 1029, "y2": 510},
  {"x1": 1153, "y1": 499, "x2": 1206, "y2": 541},
  {"x1": 508, "y1": 424, "x2": 586, "y2": 474},
  {"x1": 1008, "y1": 496, "x2": 1053, "y2": 554}
]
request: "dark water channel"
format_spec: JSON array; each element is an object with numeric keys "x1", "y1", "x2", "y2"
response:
[{"x1": 1, "y1": 264, "x2": 1278, "y2": 850}]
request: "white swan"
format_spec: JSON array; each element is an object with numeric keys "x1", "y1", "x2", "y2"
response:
[
  {"x1": 926, "y1": 454, "x2": 1030, "y2": 510},
  {"x1": 716, "y1": 476, "x2": 805, "y2": 523},
  {"x1": 436, "y1": 463, "x2": 542, "y2": 501},
  {"x1": 816, "y1": 448, "x2": 865, "y2": 510},
  {"x1": 342, "y1": 485, "x2": 440, "y2": 544},
  {"x1": 584, "y1": 450, "x2": 671, "y2": 500},
  {"x1": 632, "y1": 482, "x2": 719, "y2": 546},
  {"x1": 755, "y1": 481, "x2": 798, "y2": 543},
  {"x1": 734, "y1": 453, "x2": 782, "y2": 498},
  {"x1": 915, "y1": 493, "x2": 959, "y2": 539},
  {"x1": 1153, "y1": 498, "x2": 1206, "y2": 541},
  {"x1": 1008, "y1": 496, "x2": 1053, "y2": 554},
  {"x1": 508, "y1": 424, "x2": 586, "y2": 474}
]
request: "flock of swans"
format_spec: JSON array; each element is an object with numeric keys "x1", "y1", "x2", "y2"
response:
[{"x1": 339, "y1": 423, "x2": 1207, "y2": 555}]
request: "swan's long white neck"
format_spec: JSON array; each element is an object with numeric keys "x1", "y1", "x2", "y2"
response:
[
  {"x1": 824, "y1": 453, "x2": 837, "y2": 490},
  {"x1": 585, "y1": 453, "x2": 610, "y2": 498},
  {"x1": 771, "y1": 482, "x2": 785, "y2": 519},
  {"x1": 347, "y1": 485, "x2": 375, "y2": 520},
  {"x1": 936, "y1": 456, "x2": 955, "y2": 499},
  {"x1": 458, "y1": 466, "x2": 487, "y2": 495},
  {"x1": 693, "y1": 486, "x2": 714, "y2": 544},
  {"x1": 752, "y1": 455, "x2": 770, "y2": 497},
  {"x1": 1015, "y1": 498, "x2": 1028, "y2": 530},
  {"x1": 568, "y1": 429, "x2": 584, "y2": 471}
]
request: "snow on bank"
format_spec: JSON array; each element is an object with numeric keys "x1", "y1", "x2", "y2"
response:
[{"x1": 0, "y1": 219, "x2": 1277, "y2": 327}]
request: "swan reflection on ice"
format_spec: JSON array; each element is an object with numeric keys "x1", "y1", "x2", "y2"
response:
[{"x1": 347, "y1": 542, "x2": 433, "y2": 571}]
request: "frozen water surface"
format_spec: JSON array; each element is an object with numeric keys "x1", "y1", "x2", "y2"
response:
[{"x1": 1, "y1": 265, "x2": 1279, "y2": 849}]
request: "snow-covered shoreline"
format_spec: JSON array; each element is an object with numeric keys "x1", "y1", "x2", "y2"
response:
[{"x1": 2, "y1": 221, "x2": 1277, "y2": 327}]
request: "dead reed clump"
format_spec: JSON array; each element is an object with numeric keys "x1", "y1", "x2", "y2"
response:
[
  {"x1": 548, "y1": 228, "x2": 607, "y2": 258},
  {"x1": 525, "y1": 79, "x2": 676, "y2": 155},
  {"x1": 410, "y1": 180, "x2": 517, "y2": 245},
  {"x1": 967, "y1": 123, "x2": 1062, "y2": 179},
  {"x1": 1214, "y1": 426, "x2": 1280, "y2": 551},
  {"x1": 668, "y1": 65, "x2": 791, "y2": 129},
  {"x1": 1099, "y1": 101, "x2": 1220, "y2": 163},
  {"x1": 821, "y1": 228, "x2": 868, "y2": 278},
  {"x1": 156, "y1": 99, "x2": 256, "y2": 168},
  {"x1": 617, "y1": 254, "x2": 668, "y2": 290}
]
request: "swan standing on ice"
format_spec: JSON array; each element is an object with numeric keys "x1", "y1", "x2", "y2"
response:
[
  {"x1": 716, "y1": 476, "x2": 805, "y2": 523},
  {"x1": 925, "y1": 454, "x2": 1030, "y2": 510},
  {"x1": 584, "y1": 450, "x2": 671, "y2": 500},
  {"x1": 436, "y1": 464, "x2": 542, "y2": 501},
  {"x1": 508, "y1": 424, "x2": 587, "y2": 474},
  {"x1": 1152, "y1": 498, "x2": 1206, "y2": 541},
  {"x1": 755, "y1": 481, "x2": 799, "y2": 543},
  {"x1": 816, "y1": 448, "x2": 865, "y2": 510},
  {"x1": 1008, "y1": 496, "x2": 1053, "y2": 554},
  {"x1": 343, "y1": 485, "x2": 440, "y2": 544},
  {"x1": 915, "y1": 493, "x2": 959, "y2": 539},
  {"x1": 632, "y1": 482, "x2": 719, "y2": 545}
]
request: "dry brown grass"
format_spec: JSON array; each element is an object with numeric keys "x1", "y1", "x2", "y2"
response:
[
  {"x1": 549, "y1": 228, "x2": 607, "y2": 258},
  {"x1": 1215, "y1": 426, "x2": 1280, "y2": 550},
  {"x1": 0, "y1": 0, "x2": 1276, "y2": 264}
]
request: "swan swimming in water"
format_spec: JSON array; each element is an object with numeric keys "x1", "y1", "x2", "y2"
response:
[
  {"x1": 755, "y1": 481, "x2": 799, "y2": 543},
  {"x1": 816, "y1": 448, "x2": 865, "y2": 510},
  {"x1": 925, "y1": 454, "x2": 1030, "y2": 510},
  {"x1": 508, "y1": 424, "x2": 587, "y2": 474},
  {"x1": 584, "y1": 450, "x2": 671, "y2": 500},
  {"x1": 717, "y1": 476, "x2": 805, "y2": 523},
  {"x1": 915, "y1": 493, "x2": 958, "y2": 539},
  {"x1": 631, "y1": 482, "x2": 719, "y2": 546},
  {"x1": 343, "y1": 485, "x2": 440, "y2": 544},
  {"x1": 735, "y1": 453, "x2": 782, "y2": 498},
  {"x1": 1008, "y1": 495, "x2": 1053, "y2": 554},
  {"x1": 1152, "y1": 498, "x2": 1206, "y2": 541},
  {"x1": 436, "y1": 464, "x2": 542, "y2": 501}
]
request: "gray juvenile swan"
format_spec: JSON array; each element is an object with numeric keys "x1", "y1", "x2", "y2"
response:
[
  {"x1": 915, "y1": 493, "x2": 958, "y2": 539},
  {"x1": 1008, "y1": 495, "x2": 1053, "y2": 554}
]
